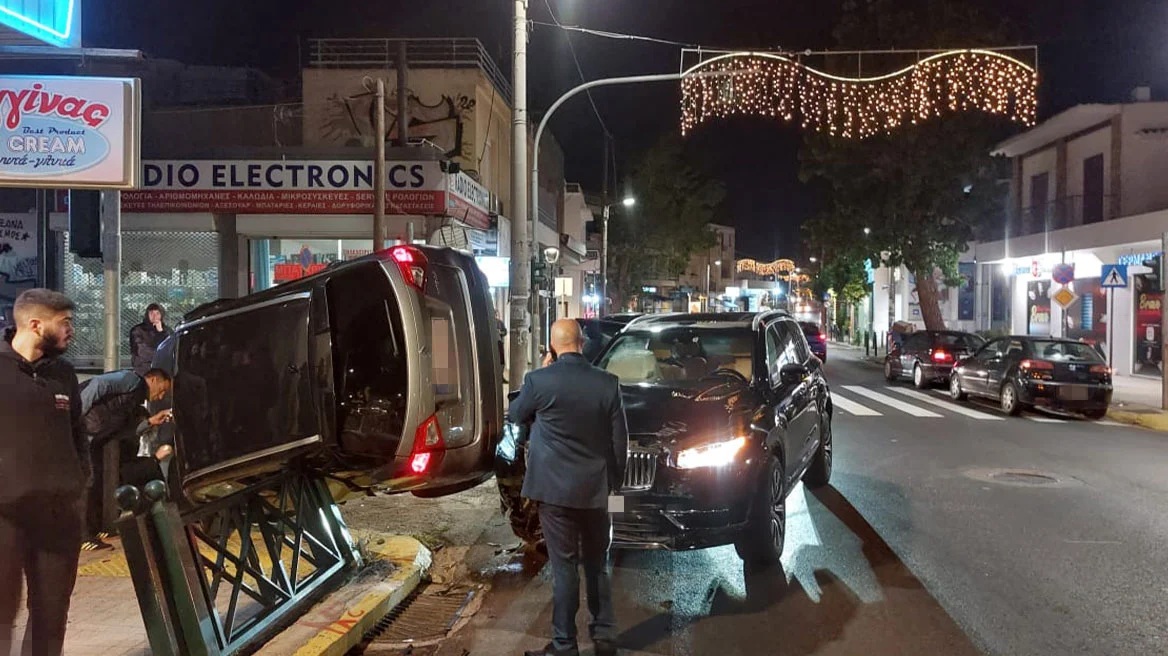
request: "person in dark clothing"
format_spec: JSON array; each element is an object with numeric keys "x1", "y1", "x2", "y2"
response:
[
  {"x1": 508, "y1": 319, "x2": 629, "y2": 656},
  {"x1": 129, "y1": 303, "x2": 173, "y2": 375},
  {"x1": 0, "y1": 288, "x2": 85, "y2": 656},
  {"x1": 77, "y1": 368, "x2": 172, "y2": 550}
]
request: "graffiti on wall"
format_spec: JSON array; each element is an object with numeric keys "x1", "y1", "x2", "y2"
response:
[{"x1": 318, "y1": 86, "x2": 476, "y2": 158}]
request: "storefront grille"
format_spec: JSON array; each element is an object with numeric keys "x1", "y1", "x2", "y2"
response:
[{"x1": 62, "y1": 230, "x2": 220, "y2": 369}]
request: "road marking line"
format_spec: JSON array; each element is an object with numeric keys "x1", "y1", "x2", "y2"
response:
[
  {"x1": 1026, "y1": 415, "x2": 1063, "y2": 423},
  {"x1": 1096, "y1": 420, "x2": 1124, "y2": 427},
  {"x1": 831, "y1": 393, "x2": 883, "y2": 416},
  {"x1": 842, "y1": 386, "x2": 943, "y2": 418},
  {"x1": 888, "y1": 388, "x2": 1004, "y2": 420}
]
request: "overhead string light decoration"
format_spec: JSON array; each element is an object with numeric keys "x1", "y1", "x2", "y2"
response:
[{"x1": 681, "y1": 49, "x2": 1037, "y2": 139}]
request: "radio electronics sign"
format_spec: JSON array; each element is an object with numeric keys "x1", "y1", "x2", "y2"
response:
[
  {"x1": 0, "y1": 0, "x2": 80, "y2": 48},
  {"x1": 0, "y1": 75, "x2": 141, "y2": 189}
]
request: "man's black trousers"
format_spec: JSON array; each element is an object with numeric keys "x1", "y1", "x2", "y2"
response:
[{"x1": 537, "y1": 503, "x2": 617, "y2": 654}]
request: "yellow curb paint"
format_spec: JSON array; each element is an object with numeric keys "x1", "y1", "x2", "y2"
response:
[{"x1": 1108, "y1": 409, "x2": 1168, "y2": 432}]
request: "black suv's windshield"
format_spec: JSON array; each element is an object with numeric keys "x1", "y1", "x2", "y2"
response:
[{"x1": 598, "y1": 327, "x2": 754, "y2": 385}]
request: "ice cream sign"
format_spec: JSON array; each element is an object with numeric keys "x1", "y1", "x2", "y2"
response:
[{"x1": 0, "y1": 75, "x2": 140, "y2": 189}]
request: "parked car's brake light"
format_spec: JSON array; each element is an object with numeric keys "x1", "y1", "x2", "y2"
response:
[
  {"x1": 818, "y1": 333, "x2": 827, "y2": 342},
  {"x1": 931, "y1": 349, "x2": 952, "y2": 362},
  {"x1": 389, "y1": 245, "x2": 428, "y2": 290},
  {"x1": 1020, "y1": 359, "x2": 1054, "y2": 370},
  {"x1": 1089, "y1": 364, "x2": 1111, "y2": 375},
  {"x1": 407, "y1": 414, "x2": 445, "y2": 475}
]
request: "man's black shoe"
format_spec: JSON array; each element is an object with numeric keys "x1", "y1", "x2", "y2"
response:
[
  {"x1": 594, "y1": 640, "x2": 618, "y2": 656},
  {"x1": 523, "y1": 643, "x2": 578, "y2": 656}
]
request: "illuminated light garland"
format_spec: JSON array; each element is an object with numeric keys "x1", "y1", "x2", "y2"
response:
[
  {"x1": 681, "y1": 49, "x2": 1037, "y2": 139},
  {"x1": 737, "y1": 258, "x2": 798, "y2": 277}
]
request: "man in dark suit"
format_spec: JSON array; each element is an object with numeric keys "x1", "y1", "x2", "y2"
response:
[{"x1": 509, "y1": 318, "x2": 629, "y2": 656}]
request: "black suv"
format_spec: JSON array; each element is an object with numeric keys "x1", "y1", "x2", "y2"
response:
[{"x1": 495, "y1": 311, "x2": 834, "y2": 568}]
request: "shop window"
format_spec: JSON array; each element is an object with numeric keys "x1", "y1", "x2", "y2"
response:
[
  {"x1": 1133, "y1": 260, "x2": 1162, "y2": 378},
  {"x1": 62, "y1": 230, "x2": 220, "y2": 369}
]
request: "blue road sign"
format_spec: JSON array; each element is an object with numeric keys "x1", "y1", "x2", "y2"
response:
[{"x1": 1101, "y1": 264, "x2": 1128, "y2": 288}]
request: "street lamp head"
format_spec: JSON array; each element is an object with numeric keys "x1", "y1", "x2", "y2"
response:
[
  {"x1": 715, "y1": 260, "x2": 722, "y2": 266},
  {"x1": 863, "y1": 227, "x2": 872, "y2": 235},
  {"x1": 809, "y1": 257, "x2": 818, "y2": 263},
  {"x1": 543, "y1": 246, "x2": 561, "y2": 264},
  {"x1": 622, "y1": 196, "x2": 636, "y2": 207}
]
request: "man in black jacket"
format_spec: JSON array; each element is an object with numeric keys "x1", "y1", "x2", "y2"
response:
[
  {"x1": 0, "y1": 289, "x2": 85, "y2": 656},
  {"x1": 509, "y1": 318, "x2": 629, "y2": 656},
  {"x1": 78, "y1": 368, "x2": 172, "y2": 550}
]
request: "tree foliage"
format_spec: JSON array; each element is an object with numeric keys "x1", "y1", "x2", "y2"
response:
[
  {"x1": 608, "y1": 134, "x2": 725, "y2": 309},
  {"x1": 801, "y1": 0, "x2": 1020, "y2": 329}
]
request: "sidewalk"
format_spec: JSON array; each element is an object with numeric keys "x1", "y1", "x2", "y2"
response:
[{"x1": 7, "y1": 530, "x2": 431, "y2": 656}]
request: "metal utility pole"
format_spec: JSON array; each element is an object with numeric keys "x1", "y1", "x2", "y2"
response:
[
  {"x1": 600, "y1": 135, "x2": 611, "y2": 317},
  {"x1": 100, "y1": 191, "x2": 121, "y2": 372},
  {"x1": 508, "y1": 0, "x2": 531, "y2": 385},
  {"x1": 396, "y1": 42, "x2": 409, "y2": 147},
  {"x1": 373, "y1": 78, "x2": 386, "y2": 251},
  {"x1": 1161, "y1": 232, "x2": 1168, "y2": 409}
]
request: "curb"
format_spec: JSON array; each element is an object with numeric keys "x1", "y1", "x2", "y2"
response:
[
  {"x1": 1106, "y1": 408, "x2": 1168, "y2": 432},
  {"x1": 258, "y1": 532, "x2": 433, "y2": 656}
]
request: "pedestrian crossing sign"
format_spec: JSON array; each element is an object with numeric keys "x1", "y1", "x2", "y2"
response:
[{"x1": 1101, "y1": 264, "x2": 1128, "y2": 288}]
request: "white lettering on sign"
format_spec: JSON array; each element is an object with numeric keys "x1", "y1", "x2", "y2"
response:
[{"x1": 141, "y1": 160, "x2": 442, "y2": 192}]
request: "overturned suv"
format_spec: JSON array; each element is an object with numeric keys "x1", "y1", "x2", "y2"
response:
[
  {"x1": 496, "y1": 311, "x2": 834, "y2": 567},
  {"x1": 153, "y1": 245, "x2": 504, "y2": 508}
]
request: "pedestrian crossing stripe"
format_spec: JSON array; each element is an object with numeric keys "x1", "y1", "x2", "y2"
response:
[
  {"x1": 842, "y1": 386, "x2": 944, "y2": 417},
  {"x1": 888, "y1": 387, "x2": 1004, "y2": 420},
  {"x1": 831, "y1": 394, "x2": 883, "y2": 416}
]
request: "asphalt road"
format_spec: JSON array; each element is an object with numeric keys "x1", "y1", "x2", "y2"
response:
[{"x1": 429, "y1": 346, "x2": 1168, "y2": 656}]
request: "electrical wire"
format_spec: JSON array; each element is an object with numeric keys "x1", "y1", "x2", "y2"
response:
[
  {"x1": 530, "y1": 19, "x2": 707, "y2": 48},
  {"x1": 540, "y1": 0, "x2": 610, "y2": 138}
]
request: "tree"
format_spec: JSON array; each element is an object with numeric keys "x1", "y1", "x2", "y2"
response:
[
  {"x1": 801, "y1": 0, "x2": 1018, "y2": 330},
  {"x1": 608, "y1": 134, "x2": 725, "y2": 310}
]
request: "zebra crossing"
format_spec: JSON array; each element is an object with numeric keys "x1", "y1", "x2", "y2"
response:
[{"x1": 832, "y1": 384, "x2": 1125, "y2": 426}]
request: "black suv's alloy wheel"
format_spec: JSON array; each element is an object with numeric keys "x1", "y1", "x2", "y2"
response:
[{"x1": 736, "y1": 454, "x2": 786, "y2": 569}]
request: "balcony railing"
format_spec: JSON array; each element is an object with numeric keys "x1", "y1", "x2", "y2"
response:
[
  {"x1": 305, "y1": 38, "x2": 512, "y2": 104},
  {"x1": 1011, "y1": 195, "x2": 1116, "y2": 237}
]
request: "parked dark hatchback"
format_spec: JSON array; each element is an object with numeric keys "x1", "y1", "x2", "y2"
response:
[
  {"x1": 885, "y1": 330, "x2": 985, "y2": 388},
  {"x1": 496, "y1": 311, "x2": 835, "y2": 568},
  {"x1": 799, "y1": 321, "x2": 828, "y2": 362},
  {"x1": 949, "y1": 336, "x2": 1113, "y2": 418}
]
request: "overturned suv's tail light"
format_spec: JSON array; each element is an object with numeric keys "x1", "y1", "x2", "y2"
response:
[
  {"x1": 405, "y1": 414, "x2": 445, "y2": 476},
  {"x1": 389, "y1": 245, "x2": 428, "y2": 290}
]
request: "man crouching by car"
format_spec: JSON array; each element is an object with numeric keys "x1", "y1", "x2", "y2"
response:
[{"x1": 509, "y1": 318, "x2": 629, "y2": 656}]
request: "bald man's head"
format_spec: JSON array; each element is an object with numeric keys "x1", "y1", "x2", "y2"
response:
[{"x1": 549, "y1": 318, "x2": 584, "y2": 356}]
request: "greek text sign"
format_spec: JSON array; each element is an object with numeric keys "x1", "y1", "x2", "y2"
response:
[{"x1": 0, "y1": 76, "x2": 140, "y2": 188}]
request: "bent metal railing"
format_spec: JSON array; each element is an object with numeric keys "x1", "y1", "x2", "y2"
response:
[{"x1": 116, "y1": 470, "x2": 362, "y2": 656}]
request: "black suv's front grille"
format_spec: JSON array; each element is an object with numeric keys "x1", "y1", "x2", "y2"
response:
[{"x1": 622, "y1": 448, "x2": 657, "y2": 492}]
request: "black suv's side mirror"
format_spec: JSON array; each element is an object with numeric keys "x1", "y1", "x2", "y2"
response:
[{"x1": 779, "y1": 363, "x2": 809, "y2": 385}]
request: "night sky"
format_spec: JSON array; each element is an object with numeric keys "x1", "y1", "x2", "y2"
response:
[{"x1": 86, "y1": 0, "x2": 1168, "y2": 260}]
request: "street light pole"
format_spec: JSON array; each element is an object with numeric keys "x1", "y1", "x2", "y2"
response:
[
  {"x1": 373, "y1": 78, "x2": 386, "y2": 251},
  {"x1": 601, "y1": 203, "x2": 610, "y2": 317},
  {"x1": 508, "y1": 0, "x2": 530, "y2": 386}
]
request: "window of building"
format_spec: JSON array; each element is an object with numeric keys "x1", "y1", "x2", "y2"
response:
[{"x1": 1083, "y1": 154, "x2": 1105, "y2": 224}]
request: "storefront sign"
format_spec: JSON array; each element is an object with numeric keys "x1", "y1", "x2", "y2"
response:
[
  {"x1": 0, "y1": 76, "x2": 140, "y2": 189},
  {"x1": 0, "y1": 0, "x2": 82, "y2": 48},
  {"x1": 1118, "y1": 251, "x2": 1161, "y2": 267},
  {"x1": 0, "y1": 212, "x2": 40, "y2": 330},
  {"x1": 1027, "y1": 281, "x2": 1051, "y2": 336},
  {"x1": 447, "y1": 171, "x2": 492, "y2": 228},
  {"x1": 122, "y1": 159, "x2": 491, "y2": 229}
]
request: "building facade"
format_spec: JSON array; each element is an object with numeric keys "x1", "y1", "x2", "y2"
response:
[
  {"x1": 974, "y1": 96, "x2": 1168, "y2": 380},
  {"x1": 5, "y1": 39, "x2": 579, "y2": 370}
]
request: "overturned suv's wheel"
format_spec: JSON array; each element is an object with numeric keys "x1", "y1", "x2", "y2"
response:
[{"x1": 735, "y1": 453, "x2": 786, "y2": 569}]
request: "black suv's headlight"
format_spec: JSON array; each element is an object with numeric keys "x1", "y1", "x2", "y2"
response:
[{"x1": 675, "y1": 437, "x2": 747, "y2": 470}]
